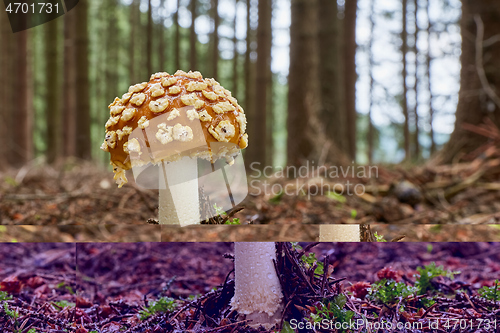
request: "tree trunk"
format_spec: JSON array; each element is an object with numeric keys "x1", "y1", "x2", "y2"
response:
[
  {"x1": 159, "y1": 1, "x2": 166, "y2": 71},
  {"x1": 287, "y1": 0, "x2": 319, "y2": 167},
  {"x1": 413, "y1": 0, "x2": 420, "y2": 160},
  {"x1": 318, "y1": 0, "x2": 348, "y2": 162},
  {"x1": 426, "y1": 0, "x2": 435, "y2": 155},
  {"x1": 63, "y1": 8, "x2": 77, "y2": 157},
  {"x1": 343, "y1": 0, "x2": 358, "y2": 161},
  {"x1": 45, "y1": 16, "x2": 61, "y2": 164},
  {"x1": 367, "y1": 0, "x2": 375, "y2": 164},
  {"x1": 75, "y1": 0, "x2": 91, "y2": 160},
  {"x1": 401, "y1": 0, "x2": 410, "y2": 160},
  {"x1": 247, "y1": 0, "x2": 272, "y2": 167},
  {"x1": 211, "y1": 0, "x2": 220, "y2": 80},
  {"x1": 175, "y1": 0, "x2": 181, "y2": 70},
  {"x1": 434, "y1": 0, "x2": 500, "y2": 164},
  {"x1": 9, "y1": 23, "x2": 33, "y2": 166},
  {"x1": 129, "y1": 0, "x2": 139, "y2": 83},
  {"x1": 190, "y1": 0, "x2": 198, "y2": 71},
  {"x1": 232, "y1": 0, "x2": 239, "y2": 97},
  {"x1": 147, "y1": 0, "x2": 153, "y2": 74},
  {"x1": 0, "y1": 12, "x2": 11, "y2": 169},
  {"x1": 244, "y1": 0, "x2": 256, "y2": 169}
]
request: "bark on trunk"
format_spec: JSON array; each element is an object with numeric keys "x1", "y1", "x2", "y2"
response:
[
  {"x1": 433, "y1": 0, "x2": 500, "y2": 164},
  {"x1": 247, "y1": 0, "x2": 272, "y2": 168},
  {"x1": 75, "y1": 0, "x2": 91, "y2": 160},
  {"x1": 343, "y1": 0, "x2": 358, "y2": 161},
  {"x1": 63, "y1": 9, "x2": 77, "y2": 157},
  {"x1": 45, "y1": 17, "x2": 61, "y2": 164},
  {"x1": 190, "y1": 0, "x2": 198, "y2": 71}
]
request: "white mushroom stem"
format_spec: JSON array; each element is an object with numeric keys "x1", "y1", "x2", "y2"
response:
[
  {"x1": 159, "y1": 156, "x2": 201, "y2": 226},
  {"x1": 231, "y1": 242, "x2": 284, "y2": 329},
  {"x1": 319, "y1": 225, "x2": 360, "y2": 242}
]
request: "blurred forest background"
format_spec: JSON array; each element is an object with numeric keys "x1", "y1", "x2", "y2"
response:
[
  {"x1": 1, "y1": 0, "x2": 499, "y2": 171},
  {"x1": 1, "y1": 0, "x2": 500, "y2": 227}
]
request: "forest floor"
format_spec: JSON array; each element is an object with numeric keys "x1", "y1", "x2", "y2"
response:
[
  {"x1": 0, "y1": 141, "x2": 500, "y2": 241},
  {"x1": 1, "y1": 242, "x2": 500, "y2": 332}
]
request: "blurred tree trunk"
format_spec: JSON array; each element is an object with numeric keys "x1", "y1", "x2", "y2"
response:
[
  {"x1": 247, "y1": 0, "x2": 272, "y2": 167},
  {"x1": 426, "y1": 0, "x2": 435, "y2": 155},
  {"x1": 129, "y1": 0, "x2": 139, "y2": 83},
  {"x1": 175, "y1": 0, "x2": 181, "y2": 69},
  {"x1": 287, "y1": 0, "x2": 348, "y2": 168},
  {"x1": 190, "y1": 0, "x2": 198, "y2": 70},
  {"x1": 75, "y1": 0, "x2": 91, "y2": 160},
  {"x1": 287, "y1": 0, "x2": 319, "y2": 167},
  {"x1": 367, "y1": 0, "x2": 375, "y2": 164},
  {"x1": 105, "y1": 0, "x2": 119, "y2": 103},
  {"x1": 343, "y1": 0, "x2": 358, "y2": 161},
  {"x1": 435, "y1": 0, "x2": 500, "y2": 164},
  {"x1": 211, "y1": 0, "x2": 220, "y2": 79},
  {"x1": 318, "y1": 0, "x2": 347, "y2": 159},
  {"x1": 9, "y1": 21, "x2": 33, "y2": 166},
  {"x1": 45, "y1": 17, "x2": 61, "y2": 164},
  {"x1": 244, "y1": 0, "x2": 256, "y2": 168},
  {"x1": 232, "y1": 0, "x2": 238, "y2": 97},
  {"x1": 413, "y1": 0, "x2": 420, "y2": 160},
  {"x1": 0, "y1": 13, "x2": 11, "y2": 169},
  {"x1": 63, "y1": 9, "x2": 77, "y2": 157},
  {"x1": 147, "y1": 0, "x2": 153, "y2": 74},
  {"x1": 401, "y1": 0, "x2": 410, "y2": 160},
  {"x1": 159, "y1": 1, "x2": 166, "y2": 71}
]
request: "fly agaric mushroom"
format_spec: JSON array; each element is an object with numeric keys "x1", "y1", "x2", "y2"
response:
[
  {"x1": 231, "y1": 242, "x2": 284, "y2": 329},
  {"x1": 101, "y1": 70, "x2": 248, "y2": 225},
  {"x1": 319, "y1": 225, "x2": 360, "y2": 241}
]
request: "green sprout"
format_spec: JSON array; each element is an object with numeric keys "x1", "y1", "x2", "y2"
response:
[
  {"x1": 414, "y1": 262, "x2": 459, "y2": 295},
  {"x1": 309, "y1": 295, "x2": 355, "y2": 333},
  {"x1": 0, "y1": 291, "x2": 12, "y2": 301},
  {"x1": 374, "y1": 232, "x2": 387, "y2": 242},
  {"x1": 139, "y1": 296, "x2": 177, "y2": 320},
  {"x1": 478, "y1": 280, "x2": 500, "y2": 302},
  {"x1": 301, "y1": 252, "x2": 324, "y2": 275},
  {"x1": 368, "y1": 279, "x2": 418, "y2": 304},
  {"x1": 3, "y1": 302, "x2": 19, "y2": 319}
]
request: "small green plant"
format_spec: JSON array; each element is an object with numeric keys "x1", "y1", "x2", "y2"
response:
[
  {"x1": 139, "y1": 297, "x2": 177, "y2": 320},
  {"x1": 27, "y1": 329, "x2": 37, "y2": 333},
  {"x1": 309, "y1": 295, "x2": 355, "y2": 333},
  {"x1": 269, "y1": 189, "x2": 284, "y2": 204},
  {"x1": 279, "y1": 321, "x2": 295, "y2": 333},
  {"x1": 52, "y1": 300, "x2": 76, "y2": 310},
  {"x1": 0, "y1": 291, "x2": 12, "y2": 301},
  {"x1": 213, "y1": 204, "x2": 241, "y2": 224},
  {"x1": 350, "y1": 209, "x2": 357, "y2": 219},
  {"x1": 301, "y1": 252, "x2": 324, "y2": 275},
  {"x1": 368, "y1": 279, "x2": 418, "y2": 304},
  {"x1": 478, "y1": 280, "x2": 500, "y2": 302},
  {"x1": 374, "y1": 232, "x2": 387, "y2": 242},
  {"x1": 3, "y1": 302, "x2": 19, "y2": 319},
  {"x1": 326, "y1": 191, "x2": 346, "y2": 203},
  {"x1": 414, "y1": 262, "x2": 459, "y2": 295},
  {"x1": 224, "y1": 218, "x2": 240, "y2": 225}
]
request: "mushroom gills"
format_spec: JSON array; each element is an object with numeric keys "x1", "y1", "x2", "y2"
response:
[{"x1": 159, "y1": 156, "x2": 201, "y2": 225}]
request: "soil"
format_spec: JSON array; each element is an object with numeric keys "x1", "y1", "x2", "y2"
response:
[{"x1": 1, "y1": 242, "x2": 500, "y2": 332}]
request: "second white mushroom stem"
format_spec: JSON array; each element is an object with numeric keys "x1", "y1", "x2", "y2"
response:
[
  {"x1": 159, "y1": 156, "x2": 201, "y2": 226},
  {"x1": 231, "y1": 242, "x2": 284, "y2": 329},
  {"x1": 319, "y1": 225, "x2": 360, "y2": 241}
]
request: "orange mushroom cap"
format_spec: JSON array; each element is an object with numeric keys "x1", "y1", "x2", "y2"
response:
[{"x1": 101, "y1": 70, "x2": 248, "y2": 187}]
